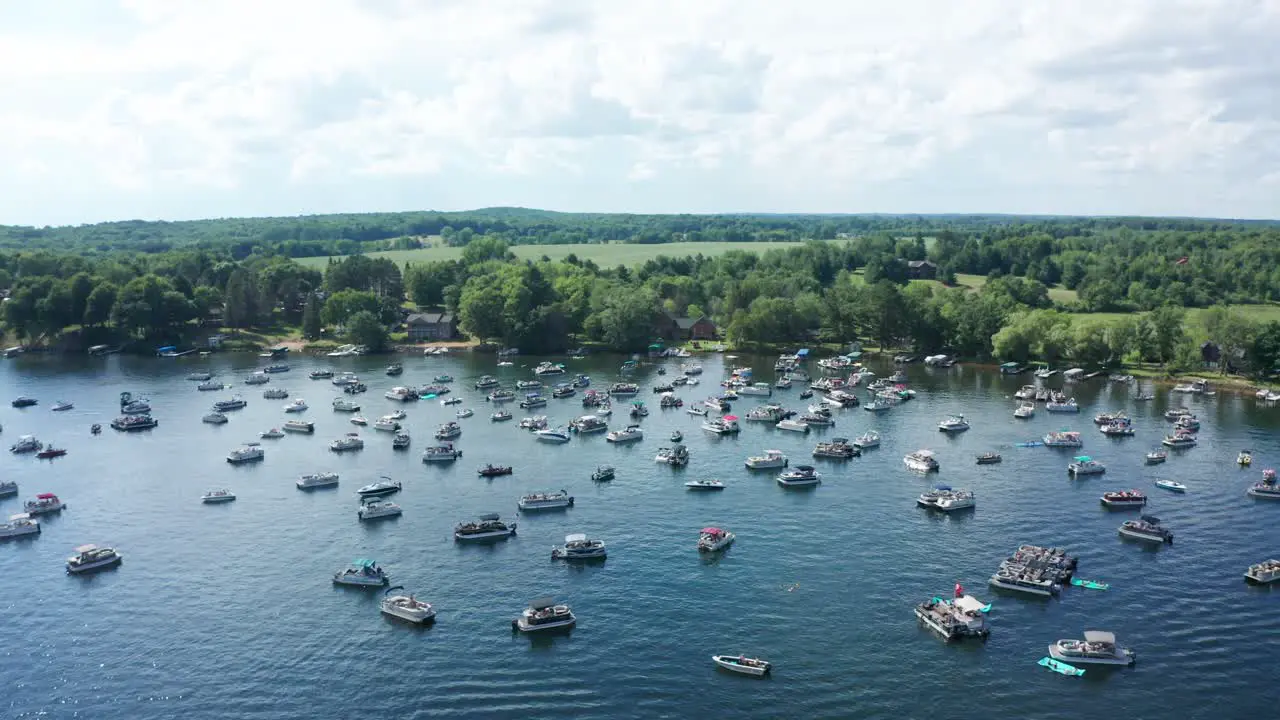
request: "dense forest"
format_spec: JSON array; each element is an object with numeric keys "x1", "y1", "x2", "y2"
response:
[{"x1": 2, "y1": 213, "x2": 1280, "y2": 377}]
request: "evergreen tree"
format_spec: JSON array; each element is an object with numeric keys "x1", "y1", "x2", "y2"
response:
[{"x1": 302, "y1": 293, "x2": 322, "y2": 339}]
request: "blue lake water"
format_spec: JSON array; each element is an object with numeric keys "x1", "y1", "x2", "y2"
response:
[{"x1": 1, "y1": 353, "x2": 1277, "y2": 719}]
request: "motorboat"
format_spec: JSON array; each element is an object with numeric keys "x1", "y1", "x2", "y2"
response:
[
  {"x1": 454, "y1": 513, "x2": 517, "y2": 541},
  {"x1": 1247, "y1": 472, "x2": 1280, "y2": 499},
  {"x1": 422, "y1": 444, "x2": 463, "y2": 462},
  {"x1": 381, "y1": 586, "x2": 435, "y2": 624},
  {"x1": 386, "y1": 408, "x2": 406, "y2": 421},
  {"x1": 777, "y1": 465, "x2": 821, "y2": 487},
  {"x1": 1145, "y1": 448, "x2": 1167, "y2": 464},
  {"x1": 1175, "y1": 416, "x2": 1200, "y2": 432},
  {"x1": 1163, "y1": 407, "x2": 1193, "y2": 421},
  {"x1": 776, "y1": 418, "x2": 809, "y2": 433},
  {"x1": 111, "y1": 415, "x2": 158, "y2": 431},
  {"x1": 11, "y1": 396, "x2": 37, "y2": 408},
  {"x1": 1014, "y1": 385, "x2": 1037, "y2": 400},
  {"x1": 518, "y1": 393, "x2": 547, "y2": 410},
  {"x1": 333, "y1": 558, "x2": 388, "y2": 586},
  {"x1": 702, "y1": 416, "x2": 740, "y2": 435},
  {"x1": 197, "y1": 380, "x2": 224, "y2": 391},
  {"x1": 1238, "y1": 450, "x2": 1253, "y2": 466},
  {"x1": 392, "y1": 432, "x2": 411, "y2": 449},
  {"x1": 1101, "y1": 490, "x2": 1147, "y2": 508},
  {"x1": 1093, "y1": 410, "x2": 1127, "y2": 426},
  {"x1": 488, "y1": 389, "x2": 516, "y2": 404},
  {"x1": 385, "y1": 386, "x2": 415, "y2": 402},
  {"x1": 519, "y1": 415, "x2": 549, "y2": 431},
  {"x1": 350, "y1": 415, "x2": 369, "y2": 426},
  {"x1": 697, "y1": 527, "x2": 734, "y2": 552},
  {"x1": 433, "y1": 374, "x2": 454, "y2": 383},
  {"x1": 34, "y1": 445, "x2": 66, "y2": 460},
  {"x1": 516, "y1": 380, "x2": 543, "y2": 391},
  {"x1": 590, "y1": 465, "x2": 615, "y2": 482},
  {"x1": 1045, "y1": 399, "x2": 1079, "y2": 413},
  {"x1": 863, "y1": 400, "x2": 892, "y2": 413},
  {"x1": 0, "y1": 481, "x2": 17, "y2": 498},
  {"x1": 682, "y1": 364, "x2": 704, "y2": 376},
  {"x1": 66, "y1": 544, "x2": 122, "y2": 574},
  {"x1": 853, "y1": 431, "x2": 880, "y2": 449},
  {"x1": 357, "y1": 478, "x2": 401, "y2": 497},
  {"x1": 479, "y1": 464, "x2": 513, "y2": 477},
  {"x1": 0, "y1": 512, "x2": 40, "y2": 539},
  {"x1": 533, "y1": 362, "x2": 565, "y2": 376},
  {"x1": 263, "y1": 388, "x2": 289, "y2": 400},
  {"x1": 904, "y1": 450, "x2": 939, "y2": 473},
  {"x1": 685, "y1": 479, "x2": 725, "y2": 491},
  {"x1": 25, "y1": 493, "x2": 65, "y2": 515},
  {"x1": 1044, "y1": 431, "x2": 1084, "y2": 448},
  {"x1": 605, "y1": 425, "x2": 644, "y2": 443},
  {"x1": 513, "y1": 597, "x2": 576, "y2": 632},
  {"x1": 1161, "y1": 432, "x2": 1197, "y2": 449},
  {"x1": 329, "y1": 433, "x2": 364, "y2": 452},
  {"x1": 284, "y1": 398, "x2": 308, "y2": 413},
  {"x1": 744, "y1": 404, "x2": 785, "y2": 422},
  {"x1": 262, "y1": 363, "x2": 289, "y2": 374},
  {"x1": 213, "y1": 397, "x2": 247, "y2": 412},
  {"x1": 91, "y1": 423, "x2": 101, "y2": 435},
  {"x1": 244, "y1": 372, "x2": 270, "y2": 385},
  {"x1": 50, "y1": 400, "x2": 74, "y2": 412},
  {"x1": 1119, "y1": 515, "x2": 1174, "y2": 543},
  {"x1": 518, "y1": 490, "x2": 574, "y2": 511},
  {"x1": 712, "y1": 655, "x2": 771, "y2": 676},
  {"x1": 441, "y1": 396, "x2": 462, "y2": 406},
  {"x1": 374, "y1": 417, "x2": 402, "y2": 432},
  {"x1": 326, "y1": 344, "x2": 363, "y2": 358},
  {"x1": 552, "y1": 533, "x2": 607, "y2": 560},
  {"x1": 297, "y1": 472, "x2": 339, "y2": 489},
  {"x1": 343, "y1": 382, "x2": 368, "y2": 395},
  {"x1": 255, "y1": 427, "x2": 285, "y2": 439},
  {"x1": 938, "y1": 415, "x2": 970, "y2": 433},
  {"x1": 203, "y1": 412, "x2": 228, "y2": 425},
  {"x1": 309, "y1": 370, "x2": 334, "y2": 379},
  {"x1": 1100, "y1": 422, "x2": 1135, "y2": 437},
  {"x1": 331, "y1": 398, "x2": 360, "y2": 412},
  {"x1": 608, "y1": 382, "x2": 640, "y2": 396},
  {"x1": 570, "y1": 415, "x2": 608, "y2": 434},
  {"x1": 1048, "y1": 631, "x2": 1135, "y2": 666},
  {"x1": 1154, "y1": 479, "x2": 1186, "y2": 493},
  {"x1": 1245, "y1": 559, "x2": 1280, "y2": 584},
  {"x1": 1014, "y1": 402, "x2": 1035, "y2": 419},
  {"x1": 745, "y1": 449, "x2": 788, "y2": 469},
  {"x1": 187, "y1": 372, "x2": 213, "y2": 382},
  {"x1": 435, "y1": 422, "x2": 462, "y2": 440},
  {"x1": 974, "y1": 452, "x2": 1002, "y2": 465},
  {"x1": 1067, "y1": 456, "x2": 1106, "y2": 476},
  {"x1": 283, "y1": 420, "x2": 314, "y2": 434},
  {"x1": 552, "y1": 385, "x2": 576, "y2": 399},
  {"x1": 475, "y1": 375, "x2": 500, "y2": 390},
  {"x1": 535, "y1": 427, "x2": 572, "y2": 443},
  {"x1": 491, "y1": 411, "x2": 513, "y2": 422},
  {"x1": 824, "y1": 389, "x2": 861, "y2": 408},
  {"x1": 670, "y1": 430, "x2": 683, "y2": 443},
  {"x1": 226, "y1": 443, "x2": 264, "y2": 464},
  {"x1": 202, "y1": 488, "x2": 236, "y2": 503},
  {"x1": 10, "y1": 435, "x2": 43, "y2": 454},
  {"x1": 359, "y1": 500, "x2": 402, "y2": 521},
  {"x1": 686, "y1": 405, "x2": 708, "y2": 416},
  {"x1": 629, "y1": 401, "x2": 649, "y2": 419},
  {"x1": 1172, "y1": 378, "x2": 1211, "y2": 395},
  {"x1": 738, "y1": 382, "x2": 773, "y2": 397},
  {"x1": 655, "y1": 445, "x2": 690, "y2": 467},
  {"x1": 800, "y1": 410, "x2": 835, "y2": 426},
  {"x1": 813, "y1": 438, "x2": 858, "y2": 459},
  {"x1": 385, "y1": 363, "x2": 404, "y2": 377},
  {"x1": 775, "y1": 377, "x2": 793, "y2": 389}
]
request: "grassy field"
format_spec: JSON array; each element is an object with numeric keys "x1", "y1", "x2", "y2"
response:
[
  {"x1": 295, "y1": 241, "x2": 823, "y2": 270},
  {"x1": 1071, "y1": 305, "x2": 1280, "y2": 332}
]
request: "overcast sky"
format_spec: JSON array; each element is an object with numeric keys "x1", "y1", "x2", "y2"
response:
[{"x1": 1, "y1": 0, "x2": 1276, "y2": 226}]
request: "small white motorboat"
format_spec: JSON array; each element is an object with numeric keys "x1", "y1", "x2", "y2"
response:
[
  {"x1": 1154, "y1": 479, "x2": 1186, "y2": 493},
  {"x1": 259, "y1": 428, "x2": 285, "y2": 439},
  {"x1": 350, "y1": 415, "x2": 369, "y2": 426},
  {"x1": 712, "y1": 654, "x2": 771, "y2": 677},
  {"x1": 51, "y1": 401, "x2": 74, "y2": 412},
  {"x1": 358, "y1": 500, "x2": 403, "y2": 521},
  {"x1": 456, "y1": 408, "x2": 474, "y2": 419},
  {"x1": 685, "y1": 479, "x2": 725, "y2": 491},
  {"x1": 201, "y1": 488, "x2": 236, "y2": 503},
  {"x1": 381, "y1": 586, "x2": 435, "y2": 624}
]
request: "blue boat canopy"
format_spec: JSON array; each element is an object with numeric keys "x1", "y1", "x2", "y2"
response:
[
  {"x1": 352, "y1": 558, "x2": 377, "y2": 567},
  {"x1": 796, "y1": 349, "x2": 810, "y2": 357},
  {"x1": 1074, "y1": 456, "x2": 1092, "y2": 462},
  {"x1": 156, "y1": 345, "x2": 176, "y2": 353}
]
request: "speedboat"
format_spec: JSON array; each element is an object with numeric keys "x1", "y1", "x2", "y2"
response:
[
  {"x1": 393, "y1": 432, "x2": 411, "y2": 449},
  {"x1": 535, "y1": 427, "x2": 572, "y2": 443},
  {"x1": 813, "y1": 438, "x2": 859, "y2": 459},
  {"x1": 329, "y1": 433, "x2": 364, "y2": 452},
  {"x1": 203, "y1": 412, "x2": 228, "y2": 424},
  {"x1": 1048, "y1": 631, "x2": 1135, "y2": 666},
  {"x1": 853, "y1": 431, "x2": 880, "y2": 449},
  {"x1": 295, "y1": 471, "x2": 337, "y2": 486},
  {"x1": 1014, "y1": 402, "x2": 1035, "y2": 419},
  {"x1": 0, "y1": 512, "x2": 40, "y2": 538},
  {"x1": 349, "y1": 415, "x2": 369, "y2": 426},
  {"x1": 226, "y1": 443, "x2": 265, "y2": 464},
  {"x1": 1014, "y1": 384, "x2": 1037, "y2": 400},
  {"x1": 66, "y1": 544, "x2": 122, "y2": 574},
  {"x1": 358, "y1": 500, "x2": 402, "y2": 521},
  {"x1": 685, "y1": 478, "x2": 725, "y2": 491},
  {"x1": 441, "y1": 396, "x2": 462, "y2": 406},
  {"x1": 1164, "y1": 407, "x2": 1193, "y2": 421},
  {"x1": 904, "y1": 450, "x2": 939, "y2": 473},
  {"x1": 552, "y1": 533, "x2": 607, "y2": 561},
  {"x1": 10, "y1": 435, "x2": 42, "y2": 454},
  {"x1": 925, "y1": 488, "x2": 975, "y2": 511},
  {"x1": 262, "y1": 364, "x2": 289, "y2": 374},
  {"x1": 51, "y1": 401, "x2": 74, "y2": 412},
  {"x1": 477, "y1": 464, "x2": 513, "y2": 478},
  {"x1": 1175, "y1": 416, "x2": 1200, "y2": 432},
  {"x1": 357, "y1": 478, "x2": 401, "y2": 497},
  {"x1": 590, "y1": 465, "x2": 615, "y2": 482},
  {"x1": 309, "y1": 370, "x2": 334, "y2": 379},
  {"x1": 1101, "y1": 490, "x2": 1147, "y2": 508},
  {"x1": 1145, "y1": 448, "x2": 1168, "y2": 464},
  {"x1": 36, "y1": 446, "x2": 66, "y2": 459},
  {"x1": 516, "y1": 380, "x2": 543, "y2": 392},
  {"x1": 1154, "y1": 479, "x2": 1186, "y2": 493},
  {"x1": 686, "y1": 405, "x2": 708, "y2": 416},
  {"x1": 712, "y1": 655, "x2": 771, "y2": 676},
  {"x1": 422, "y1": 444, "x2": 462, "y2": 462},
  {"x1": 263, "y1": 388, "x2": 289, "y2": 399},
  {"x1": 385, "y1": 364, "x2": 404, "y2": 377},
  {"x1": 697, "y1": 527, "x2": 734, "y2": 552},
  {"x1": 435, "y1": 422, "x2": 462, "y2": 440},
  {"x1": 284, "y1": 420, "x2": 314, "y2": 434},
  {"x1": 201, "y1": 489, "x2": 236, "y2": 503},
  {"x1": 455, "y1": 408, "x2": 474, "y2": 419},
  {"x1": 491, "y1": 411, "x2": 513, "y2": 422},
  {"x1": 381, "y1": 586, "x2": 435, "y2": 624},
  {"x1": 670, "y1": 430, "x2": 683, "y2": 443},
  {"x1": 373, "y1": 416, "x2": 401, "y2": 432},
  {"x1": 938, "y1": 415, "x2": 970, "y2": 433},
  {"x1": 774, "y1": 377, "x2": 793, "y2": 390},
  {"x1": 745, "y1": 449, "x2": 788, "y2": 469},
  {"x1": 513, "y1": 598, "x2": 576, "y2": 632},
  {"x1": 122, "y1": 399, "x2": 153, "y2": 414},
  {"x1": 1067, "y1": 456, "x2": 1106, "y2": 476},
  {"x1": 24, "y1": 493, "x2": 65, "y2": 515},
  {"x1": 605, "y1": 425, "x2": 643, "y2": 443},
  {"x1": 0, "y1": 481, "x2": 17, "y2": 498},
  {"x1": 333, "y1": 558, "x2": 388, "y2": 586},
  {"x1": 777, "y1": 465, "x2": 821, "y2": 487},
  {"x1": 213, "y1": 397, "x2": 247, "y2": 411},
  {"x1": 776, "y1": 418, "x2": 809, "y2": 433},
  {"x1": 655, "y1": 445, "x2": 690, "y2": 466},
  {"x1": 518, "y1": 490, "x2": 574, "y2": 511},
  {"x1": 454, "y1": 513, "x2": 516, "y2": 541},
  {"x1": 259, "y1": 428, "x2": 285, "y2": 439},
  {"x1": 629, "y1": 401, "x2": 649, "y2": 418},
  {"x1": 701, "y1": 416, "x2": 740, "y2": 435},
  {"x1": 284, "y1": 398, "x2": 308, "y2": 413},
  {"x1": 331, "y1": 398, "x2": 360, "y2": 412},
  {"x1": 385, "y1": 386, "x2": 415, "y2": 402},
  {"x1": 1119, "y1": 515, "x2": 1174, "y2": 543},
  {"x1": 11, "y1": 396, "x2": 37, "y2": 408},
  {"x1": 1245, "y1": 559, "x2": 1280, "y2": 584}
]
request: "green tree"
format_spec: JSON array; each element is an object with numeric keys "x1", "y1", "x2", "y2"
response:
[
  {"x1": 1149, "y1": 306, "x2": 1186, "y2": 365},
  {"x1": 301, "y1": 293, "x2": 322, "y2": 339},
  {"x1": 321, "y1": 289, "x2": 382, "y2": 327},
  {"x1": 223, "y1": 268, "x2": 259, "y2": 328},
  {"x1": 345, "y1": 310, "x2": 388, "y2": 352},
  {"x1": 68, "y1": 272, "x2": 94, "y2": 322},
  {"x1": 83, "y1": 282, "x2": 118, "y2": 327},
  {"x1": 1249, "y1": 321, "x2": 1280, "y2": 377},
  {"x1": 404, "y1": 261, "x2": 456, "y2": 307},
  {"x1": 584, "y1": 283, "x2": 659, "y2": 351}
]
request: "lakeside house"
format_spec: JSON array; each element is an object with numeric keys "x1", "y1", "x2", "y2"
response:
[
  {"x1": 406, "y1": 312, "x2": 457, "y2": 342},
  {"x1": 906, "y1": 260, "x2": 937, "y2": 280},
  {"x1": 655, "y1": 312, "x2": 718, "y2": 342}
]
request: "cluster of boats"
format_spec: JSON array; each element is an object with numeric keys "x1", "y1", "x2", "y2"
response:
[{"x1": 989, "y1": 545, "x2": 1078, "y2": 597}]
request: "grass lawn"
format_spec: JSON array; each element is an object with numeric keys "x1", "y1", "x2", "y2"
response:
[
  {"x1": 1069, "y1": 305, "x2": 1280, "y2": 332},
  {"x1": 295, "y1": 241, "x2": 826, "y2": 270}
]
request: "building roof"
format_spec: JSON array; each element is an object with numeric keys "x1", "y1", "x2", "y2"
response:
[
  {"x1": 907, "y1": 260, "x2": 937, "y2": 269},
  {"x1": 407, "y1": 312, "x2": 454, "y2": 325},
  {"x1": 674, "y1": 315, "x2": 710, "y2": 330}
]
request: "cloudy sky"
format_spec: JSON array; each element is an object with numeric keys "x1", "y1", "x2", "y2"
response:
[{"x1": 1, "y1": 0, "x2": 1276, "y2": 225}]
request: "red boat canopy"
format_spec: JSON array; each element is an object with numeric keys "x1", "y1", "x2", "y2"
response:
[
  {"x1": 36, "y1": 493, "x2": 58, "y2": 499},
  {"x1": 701, "y1": 527, "x2": 723, "y2": 534},
  {"x1": 722, "y1": 415, "x2": 738, "y2": 421}
]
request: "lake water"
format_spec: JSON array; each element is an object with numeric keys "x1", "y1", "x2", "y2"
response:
[{"x1": 2, "y1": 352, "x2": 1277, "y2": 720}]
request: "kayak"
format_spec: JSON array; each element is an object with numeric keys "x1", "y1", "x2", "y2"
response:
[
  {"x1": 1039, "y1": 657, "x2": 1085, "y2": 676},
  {"x1": 1070, "y1": 578, "x2": 1110, "y2": 591},
  {"x1": 1015, "y1": 441, "x2": 1044, "y2": 448}
]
